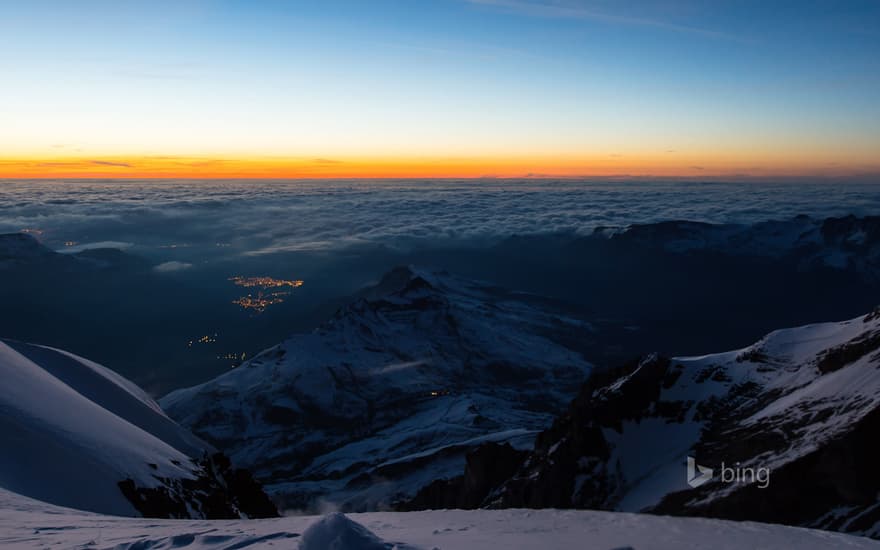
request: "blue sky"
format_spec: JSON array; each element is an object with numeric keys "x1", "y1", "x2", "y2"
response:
[{"x1": 1, "y1": 0, "x2": 878, "y2": 177}]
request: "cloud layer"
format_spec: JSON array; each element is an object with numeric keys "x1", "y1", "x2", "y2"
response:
[{"x1": 1, "y1": 179, "x2": 878, "y2": 261}]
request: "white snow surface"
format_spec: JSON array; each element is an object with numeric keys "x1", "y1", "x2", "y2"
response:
[
  {"x1": 0, "y1": 488, "x2": 876, "y2": 550},
  {"x1": 0, "y1": 340, "x2": 211, "y2": 516}
]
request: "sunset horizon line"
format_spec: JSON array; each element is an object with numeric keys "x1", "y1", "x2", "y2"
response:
[{"x1": 2, "y1": 156, "x2": 876, "y2": 181}]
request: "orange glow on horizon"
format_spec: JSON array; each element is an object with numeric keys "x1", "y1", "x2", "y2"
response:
[{"x1": 0, "y1": 153, "x2": 876, "y2": 180}]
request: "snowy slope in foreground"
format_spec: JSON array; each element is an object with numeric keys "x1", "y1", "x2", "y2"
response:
[
  {"x1": 0, "y1": 340, "x2": 276, "y2": 518},
  {"x1": 0, "y1": 489, "x2": 875, "y2": 550}
]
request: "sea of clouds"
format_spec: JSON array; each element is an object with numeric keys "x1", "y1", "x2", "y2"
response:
[{"x1": 2, "y1": 179, "x2": 879, "y2": 261}]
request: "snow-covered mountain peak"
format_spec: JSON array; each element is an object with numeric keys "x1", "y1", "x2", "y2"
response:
[{"x1": 161, "y1": 266, "x2": 597, "y2": 510}]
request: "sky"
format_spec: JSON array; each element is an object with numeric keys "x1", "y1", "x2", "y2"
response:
[{"x1": 0, "y1": 0, "x2": 878, "y2": 179}]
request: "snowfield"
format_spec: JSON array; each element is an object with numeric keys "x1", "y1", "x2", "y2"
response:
[{"x1": 1, "y1": 488, "x2": 876, "y2": 550}]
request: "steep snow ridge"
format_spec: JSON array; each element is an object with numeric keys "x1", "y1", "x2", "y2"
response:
[
  {"x1": 1, "y1": 487, "x2": 876, "y2": 550},
  {"x1": 5, "y1": 341, "x2": 208, "y2": 457},
  {"x1": 676, "y1": 315, "x2": 880, "y2": 482},
  {"x1": 0, "y1": 340, "x2": 200, "y2": 516},
  {"x1": 162, "y1": 266, "x2": 596, "y2": 510},
  {"x1": 0, "y1": 340, "x2": 277, "y2": 519}
]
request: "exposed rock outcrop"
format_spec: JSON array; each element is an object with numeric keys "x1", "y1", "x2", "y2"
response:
[{"x1": 118, "y1": 453, "x2": 278, "y2": 519}]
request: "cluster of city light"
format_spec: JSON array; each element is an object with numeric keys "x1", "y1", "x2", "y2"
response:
[
  {"x1": 231, "y1": 292, "x2": 289, "y2": 313},
  {"x1": 229, "y1": 276, "x2": 304, "y2": 289},
  {"x1": 187, "y1": 333, "x2": 217, "y2": 347},
  {"x1": 217, "y1": 351, "x2": 247, "y2": 368},
  {"x1": 229, "y1": 276, "x2": 304, "y2": 313}
]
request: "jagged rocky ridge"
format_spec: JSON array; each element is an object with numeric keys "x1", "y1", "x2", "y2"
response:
[
  {"x1": 0, "y1": 339, "x2": 277, "y2": 519},
  {"x1": 161, "y1": 266, "x2": 599, "y2": 510},
  {"x1": 589, "y1": 214, "x2": 880, "y2": 279},
  {"x1": 406, "y1": 309, "x2": 880, "y2": 539}
]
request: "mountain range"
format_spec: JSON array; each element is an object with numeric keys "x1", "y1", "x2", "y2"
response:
[
  {"x1": 5, "y1": 216, "x2": 880, "y2": 543},
  {"x1": 405, "y1": 309, "x2": 880, "y2": 539}
]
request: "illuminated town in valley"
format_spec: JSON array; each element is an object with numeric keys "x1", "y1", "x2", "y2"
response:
[
  {"x1": 229, "y1": 276, "x2": 304, "y2": 313},
  {"x1": 186, "y1": 334, "x2": 217, "y2": 347},
  {"x1": 229, "y1": 276, "x2": 305, "y2": 290}
]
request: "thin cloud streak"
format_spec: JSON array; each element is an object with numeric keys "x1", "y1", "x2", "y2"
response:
[
  {"x1": 467, "y1": 0, "x2": 755, "y2": 43},
  {"x1": 90, "y1": 160, "x2": 133, "y2": 168}
]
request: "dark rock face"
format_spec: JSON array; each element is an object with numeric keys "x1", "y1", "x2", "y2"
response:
[
  {"x1": 820, "y1": 215, "x2": 880, "y2": 252},
  {"x1": 402, "y1": 355, "x2": 673, "y2": 512},
  {"x1": 492, "y1": 355, "x2": 673, "y2": 510},
  {"x1": 654, "y1": 406, "x2": 880, "y2": 532},
  {"x1": 118, "y1": 453, "x2": 278, "y2": 519},
  {"x1": 817, "y1": 329, "x2": 880, "y2": 374},
  {"x1": 401, "y1": 442, "x2": 528, "y2": 510}
]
